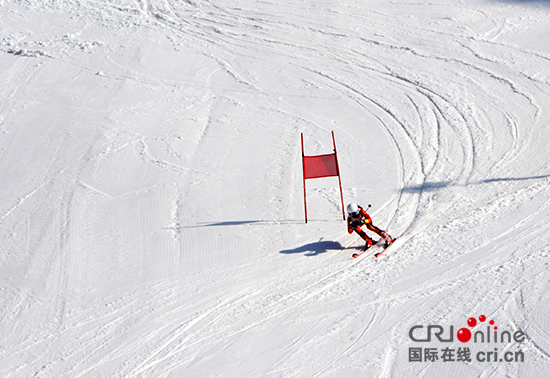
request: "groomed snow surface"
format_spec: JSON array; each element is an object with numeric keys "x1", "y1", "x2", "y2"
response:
[{"x1": 2, "y1": 0, "x2": 550, "y2": 377}]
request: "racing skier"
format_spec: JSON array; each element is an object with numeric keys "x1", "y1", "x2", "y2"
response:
[{"x1": 347, "y1": 203, "x2": 394, "y2": 250}]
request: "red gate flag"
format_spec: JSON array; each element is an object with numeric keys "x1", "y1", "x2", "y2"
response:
[
  {"x1": 303, "y1": 154, "x2": 338, "y2": 179},
  {"x1": 301, "y1": 131, "x2": 345, "y2": 223}
]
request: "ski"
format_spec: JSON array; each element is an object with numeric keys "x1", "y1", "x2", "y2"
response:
[
  {"x1": 374, "y1": 238, "x2": 397, "y2": 258},
  {"x1": 352, "y1": 238, "x2": 397, "y2": 259},
  {"x1": 352, "y1": 240, "x2": 379, "y2": 258},
  {"x1": 352, "y1": 249, "x2": 370, "y2": 259}
]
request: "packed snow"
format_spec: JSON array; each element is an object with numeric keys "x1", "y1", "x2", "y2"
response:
[{"x1": 1, "y1": 0, "x2": 550, "y2": 376}]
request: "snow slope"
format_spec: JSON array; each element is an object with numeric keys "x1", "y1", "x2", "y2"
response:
[{"x1": 1, "y1": 0, "x2": 550, "y2": 376}]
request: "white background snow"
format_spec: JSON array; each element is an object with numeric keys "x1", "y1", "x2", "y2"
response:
[{"x1": 1, "y1": 0, "x2": 550, "y2": 376}]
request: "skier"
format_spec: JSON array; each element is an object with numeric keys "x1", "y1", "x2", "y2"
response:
[{"x1": 347, "y1": 203, "x2": 394, "y2": 250}]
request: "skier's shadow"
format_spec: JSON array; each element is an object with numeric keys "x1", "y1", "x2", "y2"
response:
[{"x1": 280, "y1": 240, "x2": 344, "y2": 256}]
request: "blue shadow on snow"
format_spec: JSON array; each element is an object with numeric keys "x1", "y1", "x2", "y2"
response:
[
  {"x1": 280, "y1": 240, "x2": 345, "y2": 256},
  {"x1": 402, "y1": 174, "x2": 550, "y2": 193}
]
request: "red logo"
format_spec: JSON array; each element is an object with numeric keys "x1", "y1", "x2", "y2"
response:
[{"x1": 457, "y1": 315, "x2": 498, "y2": 343}]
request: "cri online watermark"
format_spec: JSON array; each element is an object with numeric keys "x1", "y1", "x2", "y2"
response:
[{"x1": 408, "y1": 315, "x2": 525, "y2": 363}]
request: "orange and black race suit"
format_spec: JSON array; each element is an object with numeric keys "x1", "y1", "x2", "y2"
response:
[{"x1": 347, "y1": 207, "x2": 390, "y2": 243}]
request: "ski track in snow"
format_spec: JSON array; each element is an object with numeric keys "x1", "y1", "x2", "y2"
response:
[{"x1": 1, "y1": 0, "x2": 550, "y2": 376}]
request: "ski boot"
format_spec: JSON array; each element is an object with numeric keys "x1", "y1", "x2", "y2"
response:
[{"x1": 364, "y1": 238, "x2": 375, "y2": 251}]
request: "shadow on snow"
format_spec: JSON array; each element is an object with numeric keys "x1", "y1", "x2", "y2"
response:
[
  {"x1": 170, "y1": 219, "x2": 335, "y2": 229},
  {"x1": 402, "y1": 174, "x2": 550, "y2": 193},
  {"x1": 280, "y1": 240, "x2": 345, "y2": 256}
]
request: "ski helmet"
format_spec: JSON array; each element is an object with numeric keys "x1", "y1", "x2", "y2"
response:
[{"x1": 347, "y1": 203, "x2": 359, "y2": 216}]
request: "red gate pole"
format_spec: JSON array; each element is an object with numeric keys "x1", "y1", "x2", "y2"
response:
[
  {"x1": 301, "y1": 133, "x2": 308, "y2": 223},
  {"x1": 332, "y1": 131, "x2": 346, "y2": 220}
]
